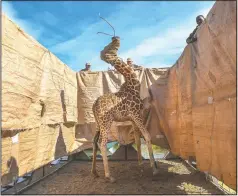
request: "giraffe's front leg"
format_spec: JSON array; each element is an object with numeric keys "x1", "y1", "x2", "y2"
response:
[
  {"x1": 99, "y1": 119, "x2": 116, "y2": 183},
  {"x1": 100, "y1": 140, "x2": 116, "y2": 183}
]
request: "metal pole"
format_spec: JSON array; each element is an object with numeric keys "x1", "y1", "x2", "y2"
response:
[
  {"x1": 16, "y1": 160, "x2": 72, "y2": 195},
  {"x1": 42, "y1": 165, "x2": 45, "y2": 177},
  {"x1": 13, "y1": 177, "x2": 18, "y2": 194},
  {"x1": 125, "y1": 145, "x2": 128, "y2": 161}
]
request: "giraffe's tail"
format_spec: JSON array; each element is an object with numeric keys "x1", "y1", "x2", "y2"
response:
[
  {"x1": 92, "y1": 99, "x2": 100, "y2": 133},
  {"x1": 143, "y1": 107, "x2": 151, "y2": 128},
  {"x1": 92, "y1": 100, "x2": 100, "y2": 151},
  {"x1": 142, "y1": 95, "x2": 153, "y2": 128},
  {"x1": 93, "y1": 130, "x2": 100, "y2": 145}
]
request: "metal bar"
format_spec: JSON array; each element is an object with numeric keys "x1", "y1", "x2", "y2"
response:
[
  {"x1": 72, "y1": 159, "x2": 145, "y2": 162},
  {"x1": 2, "y1": 174, "x2": 33, "y2": 194},
  {"x1": 13, "y1": 178, "x2": 18, "y2": 194},
  {"x1": 26, "y1": 171, "x2": 35, "y2": 186},
  {"x1": 125, "y1": 145, "x2": 128, "y2": 161},
  {"x1": 2, "y1": 185, "x2": 13, "y2": 190},
  {"x1": 183, "y1": 160, "x2": 228, "y2": 195},
  {"x1": 16, "y1": 160, "x2": 72, "y2": 195},
  {"x1": 42, "y1": 165, "x2": 45, "y2": 177},
  {"x1": 2, "y1": 156, "x2": 74, "y2": 194}
]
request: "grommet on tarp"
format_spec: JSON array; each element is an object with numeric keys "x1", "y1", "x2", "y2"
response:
[
  {"x1": 39, "y1": 99, "x2": 45, "y2": 117},
  {"x1": 11, "y1": 133, "x2": 19, "y2": 144},
  {"x1": 156, "y1": 134, "x2": 164, "y2": 139},
  {"x1": 170, "y1": 110, "x2": 176, "y2": 116},
  {"x1": 208, "y1": 96, "x2": 213, "y2": 104}
]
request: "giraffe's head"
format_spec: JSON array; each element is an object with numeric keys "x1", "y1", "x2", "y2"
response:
[{"x1": 112, "y1": 36, "x2": 120, "y2": 41}]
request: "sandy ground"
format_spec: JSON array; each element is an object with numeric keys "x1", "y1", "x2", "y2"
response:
[{"x1": 21, "y1": 160, "x2": 223, "y2": 195}]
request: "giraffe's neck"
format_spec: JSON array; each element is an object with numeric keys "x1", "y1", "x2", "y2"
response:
[
  {"x1": 101, "y1": 37, "x2": 140, "y2": 85},
  {"x1": 113, "y1": 60, "x2": 138, "y2": 82},
  {"x1": 118, "y1": 69, "x2": 141, "y2": 95}
]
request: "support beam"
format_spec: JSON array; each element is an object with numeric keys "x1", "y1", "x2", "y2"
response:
[
  {"x1": 109, "y1": 144, "x2": 140, "y2": 161},
  {"x1": 73, "y1": 151, "x2": 91, "y2": 161}
]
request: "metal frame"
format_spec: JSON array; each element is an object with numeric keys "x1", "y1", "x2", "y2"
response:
[
  {"x1": 1, "y1": 155, "x2": 73, "y2": 195},
  {"x1": 2, "y1": 149, "x2": 230, "y2": 195},
  {"x1": 183, "y1": 158, "x2": 231, "y2": 195},
  {"x1": 73, "y1": 144, "x2": 147, "y2": 162}
]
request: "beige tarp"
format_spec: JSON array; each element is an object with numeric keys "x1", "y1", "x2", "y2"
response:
[
  {"x1": 1, "y1": 0, "x2": 236, "y2": 190},
  {"x1": 76, "y1": 68, "x2": 169, "y2": 145},
  {"x1": 150, "y1": 1, "x2": 236, "y2": 189},
  {"x1": 2, "y1": 15, "x2": 78, "y2": 129},
  {"x1": 1, "y1": 12, "x2": 169, "y2": 186},
  {"x1": 2, "y1": 13, "x2": 79, "y2": 185}
]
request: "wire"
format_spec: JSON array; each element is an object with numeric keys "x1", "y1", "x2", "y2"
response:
[
  {"x1": 97, "y1": 32, "x2": 114, "y2": 37},
  {"x1": 99, "y1": 14, "x2": 115, "y2": 37}
]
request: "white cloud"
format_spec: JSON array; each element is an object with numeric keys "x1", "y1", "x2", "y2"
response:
[
  {"x1": 119, "y1": 3, "x2": 215, "y2": 68},
  {"x1": 2, "y1": 1, "x2": 43, "y2": 40},
  {"x1": 3, "y1": 1, "x2": 215, "y2": 71},
  {"x1": 85, "y1": 2, "x2": 215, "y2": 71},
  {"x1": 49, "y1": 2, "x2": 169, "y2": 71}
]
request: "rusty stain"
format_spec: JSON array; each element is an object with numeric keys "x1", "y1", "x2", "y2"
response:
[{"x1": 208, "y1": 71, "x2": 216, "y2": 84}]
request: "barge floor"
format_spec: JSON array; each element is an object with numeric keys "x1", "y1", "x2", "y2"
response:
[{"x1": 21, "y1": 160, "x2": 223, "y2": 195}]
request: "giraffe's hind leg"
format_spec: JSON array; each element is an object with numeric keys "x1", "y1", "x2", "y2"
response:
[
  {"x1": 134, "y1": 127, "x2": 143, "y2": 166},
  {"x1": 99, "y1": 120, "x2": 116, "y2": 183},
  {"x1": 131, "y1": 115, "x2": 159, "y2": 176},
  {"x1": 91, "y1": 131, "x2": 100, "y2": 177}
]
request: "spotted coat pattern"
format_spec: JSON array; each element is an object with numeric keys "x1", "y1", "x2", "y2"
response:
[{"x1": 91, "y1": 37, "x2": 158, "y2": 182}]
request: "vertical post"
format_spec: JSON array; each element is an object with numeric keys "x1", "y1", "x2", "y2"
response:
[
  {"x1": 125, "y1": 145, "x2": 128, "y2": 161},
  {"x1": 26, "y1": 171, "x2": 34, "y2": 186},
  {"x1": 13, "y1": 177, "x2": 18, "y2": 194},
  {"x1": 42, "y1": 165, "x2": 45, "y2": 177}
]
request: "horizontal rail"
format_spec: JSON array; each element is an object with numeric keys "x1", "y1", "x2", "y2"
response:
[{"x1": 16, "y1": 160, "x2": 72, "y2": 195}]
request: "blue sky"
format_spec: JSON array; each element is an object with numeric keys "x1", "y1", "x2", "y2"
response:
[{"x1": 2, "y1": 1, "x2": 215, "y2": 71}]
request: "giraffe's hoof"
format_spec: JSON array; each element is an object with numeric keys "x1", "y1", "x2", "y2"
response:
[
  {"x1": 91, "y1": 170, "x2": 99, "y2": 178},
  {"x1": 105, "y1": 176, "x2": 116, "y2": 183},
  {"x1": 109, "y1": 177, "x2": 116, "y2": 183},
  {"x1": 153, "y1": 169, "x2": 159, "y2": 176},
  {"x1": 138, "y1": 162, "x2": 144, "y2": 172}
]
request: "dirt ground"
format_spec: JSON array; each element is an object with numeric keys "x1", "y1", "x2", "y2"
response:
[{"x1": 22, "y1": 160, "x2": 223, "y2": 195}]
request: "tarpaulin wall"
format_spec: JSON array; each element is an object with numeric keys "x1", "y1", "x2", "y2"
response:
[
  {"x1": 1, "y1": 12, "x2": 169, "y2": 186},
  {"x1": 1, "y1": 13, "x2": 80, "y2": 186},
  {"x1": 1, "y1": 0, "x2": 236, "y2": 190},
  {"x1": 76, "y1": 68, "x2": 169, "y2": 147},
  {"x1": 150, "y1": 1, "x2": 236, "y2": 189}
]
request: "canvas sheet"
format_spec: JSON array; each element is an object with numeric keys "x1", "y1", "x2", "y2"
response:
[{"x1": 1, "y1": 1, "x2": 236, "y2": 189}]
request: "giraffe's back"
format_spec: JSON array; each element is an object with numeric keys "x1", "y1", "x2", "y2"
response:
[
  {"x1": 93, "y1": 88, "x2": 143, "y2": 124},
  {"x1": 93, "y1": 93, "x2": 126, "y2": 119}
]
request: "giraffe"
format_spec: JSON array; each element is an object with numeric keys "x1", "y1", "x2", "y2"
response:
[{"x1": 91, "y1": 36, "x2": 159, "y2": 182}]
